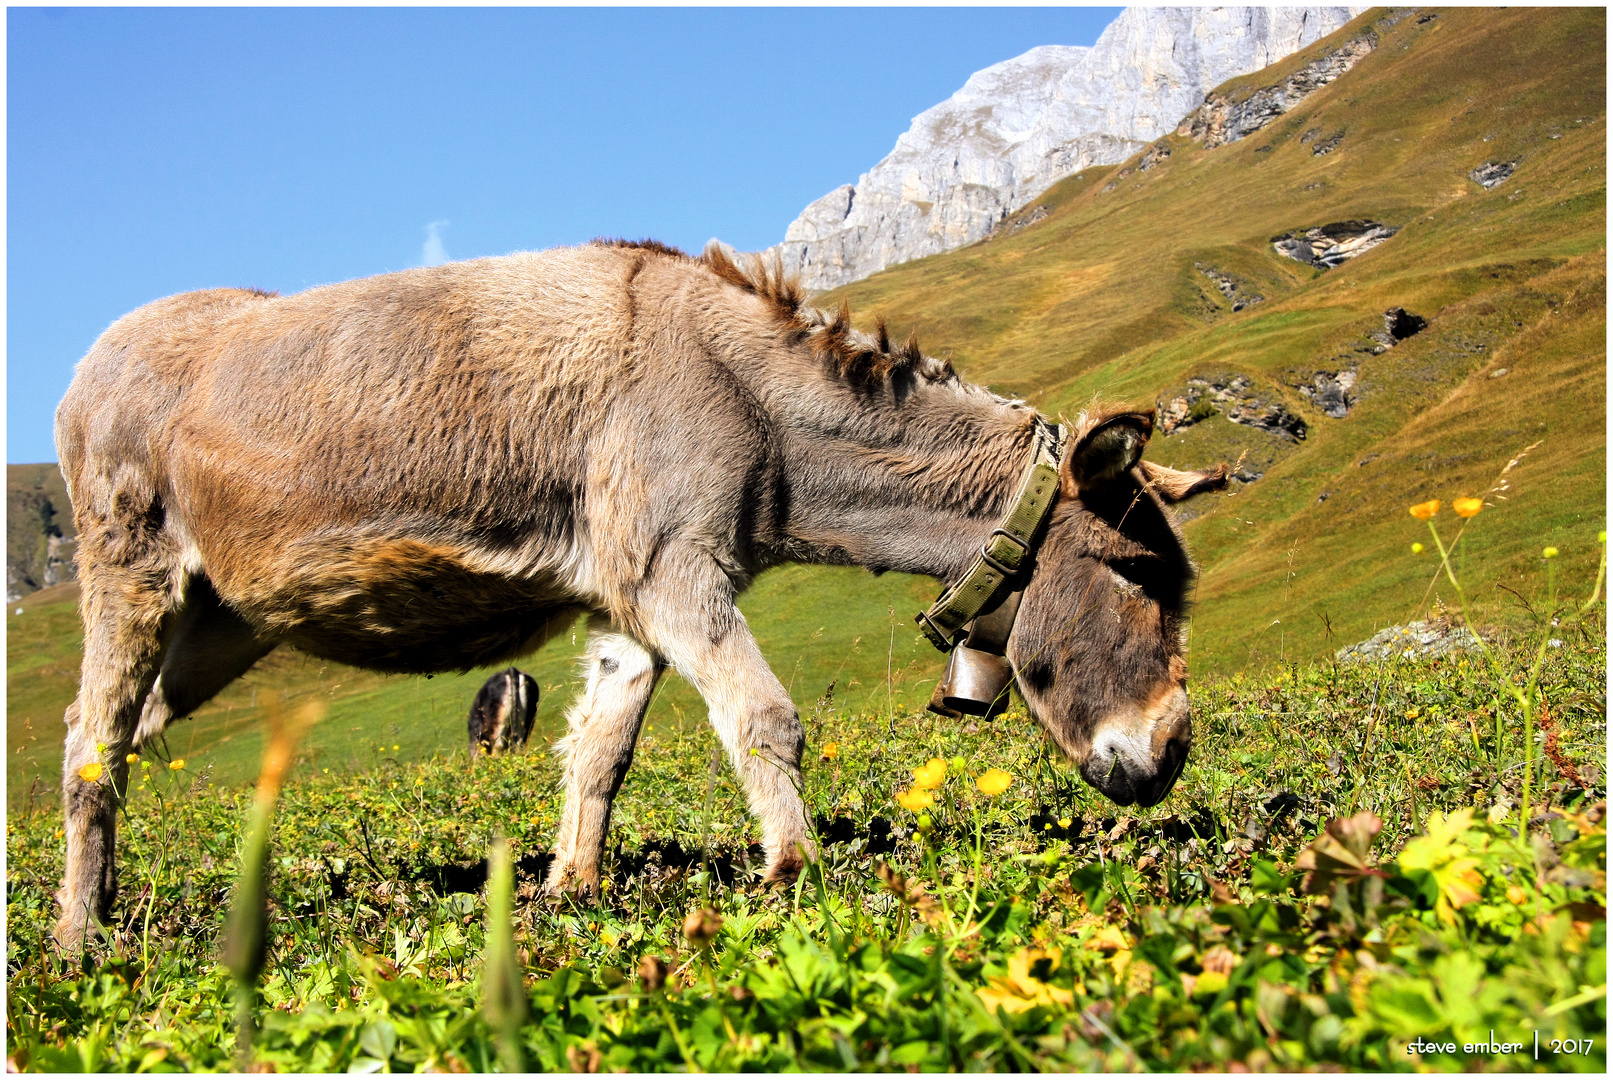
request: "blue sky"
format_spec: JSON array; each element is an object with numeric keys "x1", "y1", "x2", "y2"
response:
[{"x1": 7, "y1": 6, "x2": 1122, "y2": 463}]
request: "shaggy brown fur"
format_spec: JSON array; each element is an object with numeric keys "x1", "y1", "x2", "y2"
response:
[{"x1": 51, "y1": 240, "x2": 1223, "y2": 947}]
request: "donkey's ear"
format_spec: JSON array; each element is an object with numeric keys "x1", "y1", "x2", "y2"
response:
[
  {"x1": 1060, "y1": 411, "x2": 1154, "y2": 497},
  {"x1": 1139, "y1": 459, "x2": 1230, "y2": 503}
]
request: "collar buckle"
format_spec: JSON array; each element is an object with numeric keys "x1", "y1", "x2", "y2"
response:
[{"x1": 979, "y1": 528, "x2": 1030, "y2": 578}]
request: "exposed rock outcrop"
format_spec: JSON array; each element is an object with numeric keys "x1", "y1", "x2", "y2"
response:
[
  {"x1": 1196, "y1": 264, "x2": 1265, "y2": 311},
  {"x1": 760, "y1": 7, "x2": 1365, "y2": 290},
  {"x1": 1136, "y1": 142, "x2": 1172, "y2": 171},
  {"x1": 1157, "y1": 374, "x2": 1307, "y2": 441},
  {"x1": 1177, "y1": 31, "x2": 1376, "y2": 149},
  {"x1": 1336, "y1": 619, "x2": 1483, "y2": 663},
  {"x1": 983, "y1": 204, "x2": 1049, "y2": 243},
  {"x1": 6, "y1": 471, "x2": 78, "y2": 603},
  {"x1": 1272, "y1": 220, "x2": 1400, "y2": 268},
  {"x1": 1469, "y1": 161, "x2": 1518, "y2": 189},
  {"x1": 1297, "y1": 368, "x2": 1358, "y2": 418},
  {"x1": 1369, "y1": 307, "x2": 1428, "y2": 352}
]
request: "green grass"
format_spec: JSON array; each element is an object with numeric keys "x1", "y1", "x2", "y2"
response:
[{"x1": 6, "y1": 624, "x2": 1605, "y2": 1071}]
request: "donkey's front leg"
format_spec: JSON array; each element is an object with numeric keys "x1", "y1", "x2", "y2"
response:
[
  {"x1": 636, "y1": 561, "x2": 814, "y2": 883},
  {"x1": 545, "y1": 617, "x2": 664, "y2": 899}
]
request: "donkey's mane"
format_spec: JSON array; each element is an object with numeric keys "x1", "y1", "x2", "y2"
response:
[{"x1": 592, "y1": 237, "x2": 955, "y2": 390}]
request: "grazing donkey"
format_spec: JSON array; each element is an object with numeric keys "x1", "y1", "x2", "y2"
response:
[
  {"x1": 53, "y1": 239, "x2": 1225, "y2": 947},
  {"x1": 468, "y1": 667, "x2": 539, "y2": 755}
]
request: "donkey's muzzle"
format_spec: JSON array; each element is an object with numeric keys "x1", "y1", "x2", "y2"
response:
[
  {"x1": 1081, "y1": 693, "x2": 1192, "y2": 807},
  {"x1": 928, "y1": 644, "x2": 1014, "y2": 719}
]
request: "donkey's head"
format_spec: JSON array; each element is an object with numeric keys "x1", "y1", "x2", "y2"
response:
[{"x1": 1008, "y1": 409, "x2": 1227, "y2": 807}]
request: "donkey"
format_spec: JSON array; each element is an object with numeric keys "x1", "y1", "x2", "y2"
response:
[
  {"x1": 468, "y1": 667, "x2": 539, "y2": 756},
  {"x1": 52, "y1": 238, "x2": 1225, "y2": 947}
]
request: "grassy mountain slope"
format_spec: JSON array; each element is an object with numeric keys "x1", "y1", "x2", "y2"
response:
[
  {"x1": 7, "y1": 7, "x2": 1604, "y2": 804},
  {"x1": 820, "y1": 6, "x2": 1606, "y2": 669}
]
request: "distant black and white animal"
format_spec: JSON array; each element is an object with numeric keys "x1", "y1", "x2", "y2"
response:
[{"x1": 467, "y1": 667, "x2": 539, "y2": 755}]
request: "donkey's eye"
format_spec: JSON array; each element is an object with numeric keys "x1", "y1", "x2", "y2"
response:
[
  {"x1": 1107, "y1": 556, "x2": 1177, "y2": 606},
  {"x1": 1109, "y1": 569, "x2": 1144, "y2": 599}
]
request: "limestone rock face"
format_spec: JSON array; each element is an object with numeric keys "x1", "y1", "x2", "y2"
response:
[
  {"x1": 761, "y1": 6, "x2": 1365, "y2": 291},
  {"x1": 1177, "y1": 30, "x2": 1377, "y2": 149}
]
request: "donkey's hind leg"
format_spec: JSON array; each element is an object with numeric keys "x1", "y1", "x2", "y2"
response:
[
  {"x1": 134, "y1": 575, "x2": 277, "y2": 748},
  {"x1": 544, "y1": 616, "x2": 663, "y2": 899},
  {"x1": 57, "y1": 520, "x2": 185, "y2": 950}
]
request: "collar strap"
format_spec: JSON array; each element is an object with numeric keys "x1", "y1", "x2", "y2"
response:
[{"x1": 916, "y1": 418, "x2": 1065, "y2": 651}]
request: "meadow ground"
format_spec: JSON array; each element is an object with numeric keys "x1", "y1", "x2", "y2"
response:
[{"x1": 6, "y1": 615, "x2": 1605, "y2": 1071}]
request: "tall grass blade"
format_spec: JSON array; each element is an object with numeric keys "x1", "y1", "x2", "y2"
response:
[
  {"x1": 481, "y1": 836, "x2": 527, "y2": 1072},
  {"x1": 221, "y1": 698, "x2": 324, "y2": 1068}
]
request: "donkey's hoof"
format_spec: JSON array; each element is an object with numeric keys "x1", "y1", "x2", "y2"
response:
[
  {"x1": 761, "y1": 851, "x2": 806, "y2": 886},
  {"x1": 541, "y1": 868, "x2": 601, "y2": 903},
  {"x1": 52, "y1": 913, "x2": 99, "y2": 954}
]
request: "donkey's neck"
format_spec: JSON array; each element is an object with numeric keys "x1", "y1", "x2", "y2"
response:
[{"x1": 771, "y1": 380, "x2": 1041, "y2": 585}]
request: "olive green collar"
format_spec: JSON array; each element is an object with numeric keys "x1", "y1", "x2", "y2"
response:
[{"x1": 916, "y1": 418, "x2": 1065, "y2": 652}]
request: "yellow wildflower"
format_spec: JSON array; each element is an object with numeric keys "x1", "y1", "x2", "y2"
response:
[
  {"x1": 912, "y1": 758, "x2": 947, "y2": 790},
  {"x1": 1409, "y1": 500, "x2": 1440, "y2": 520},
  {"x1": 1506, "y1": 885, "x2": 1529, "y2": 905},
  {"x1": 1411, "y1": 542, "x2": 1424, "y2": 554},
  {"x1": 976, "y1": 948, "x2": 1076, "y2": 1014},
  {"x1": 895, "y1": 788, "x2": 934, "y2": 812},
  {"x1": 170, "y1": 758, "x2": 187, "y2": 771},
  {"x1": 1398, "y1": 807, "x2": 1484, "y2": 923},
  {"x1": 77, "y1": 761, "x2": 105, "y2": 783},
  {"x1": 1543, "y1": 547, "x2": 1559, "y2": 559},
  {"x1": 820, "y1": 742, "x2": 840, "y2": 761},
  {"x1": 1087, "y1": 924, "x2": 1133, "y2": 976},
  {"x1": 1452, "y1": 497, "x2": 1483, "y2": 518},
  {"x1": 975, "y1": 768, "x2": 1013, "y2": 796},
  {"x1": 126, "y1": 753, "x2": 140, "y2": 764}
]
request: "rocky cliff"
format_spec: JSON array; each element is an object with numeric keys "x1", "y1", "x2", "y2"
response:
[
  {"x1": 7, "y1": 464, "x2": 76, "y2": 602},
  {"x1": 761, "y1": 6, "x2": 1366, "y2": 291}
]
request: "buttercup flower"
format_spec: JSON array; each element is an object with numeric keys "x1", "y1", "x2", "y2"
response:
[
  {"x1": 1411, "y1": 543, "x2": 1424, "y2": 554},
  {"x1": 1452, "y1": 497, "x2": 1483, "y2": 518},
  {"x1": 976, "y1": 948, "x2": 1075, "y2": 1014},
  {"x1": 1409, "y1": 500, "x2": 1440, "y2": 521},
  {"x1": 820, "y1": 742, "x2": 840, "y2": 761},
  {"x1": 895, "y1": 788, "x2": 934, "y2": 812},
  {"x1": 911, "y1": 758, "x2": 947, "y2": 790},
  {"x1": 1543, "y1": 547, "x2": 1559, "y2": 559},
  {"x1": 1398, "y1": 808, "x2": 1483, "y2": 923},
  {"x1": 77, "y1": 762, "x2": 104, "y2": 783},
  {"x1": 170, "y1": 758, "x2": 187, "y2": 771},
  {"x1": 976, "y1": 768, "x2": 1013, "y2": 796}
]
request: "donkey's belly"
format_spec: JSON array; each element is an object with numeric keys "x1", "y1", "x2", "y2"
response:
[
  {"x1": 215, "y1": 532, "x2": 588, "y2": 675},
  {"x1": 281, "y1": 600, "x2": 585, "y2": 675}
]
